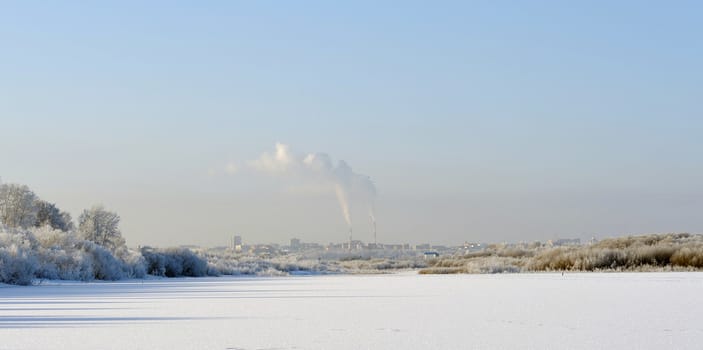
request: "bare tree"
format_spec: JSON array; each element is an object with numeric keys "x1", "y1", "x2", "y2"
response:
[
  {"x1": 78, "y1": 205, "x2": 125, "y2": 251},
  {"x1": 0, "y1": 184, "x2": 39, "y2": 228}
]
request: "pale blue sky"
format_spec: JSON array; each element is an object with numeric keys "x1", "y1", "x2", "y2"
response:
[{"x1": 1, "y1": 1, "x2": 701, "y2": 246}]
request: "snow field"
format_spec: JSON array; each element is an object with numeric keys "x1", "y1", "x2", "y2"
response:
[{"x1": 1, "y1": 272, "x2": 702, "y2": 350}]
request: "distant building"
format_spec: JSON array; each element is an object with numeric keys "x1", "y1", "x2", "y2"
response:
[
  {"x1": 350, "y1": 240, "x2": 363, "y2": 250},
  {"x1": 231, "y1": 235, "x2": 243, "y2": 252},
  {"x1": 301, "y1": 242, "x2": 323, "y2": 250},
  {"x1": 290, "y1": 238, "x2": 301, "y2": 251},
  {"x1": 423, "y1": 251, "x2": 440, "y2": 259}
]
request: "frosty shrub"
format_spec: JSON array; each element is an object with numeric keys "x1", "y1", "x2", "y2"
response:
[
  {"x1": 141, "y1": 247, "x2": 208, "y2": 277},
  {"x1": 33, "y1": 226, "x2": 90, "y2": 280},
  {"x1": 420, "y1": 233, "x2": 703, "y2": 274},
  {"x1": 199, "y1": 248, "x2": 424, "y2": 276},
  {"x1": 418, "y1": 267, "x2": 466, "y2": 274},
  {"x1": 114, "y1": 246, "x2": 147, "y2": 278},
  {"x1": 0, "y1": 223, "x2": 146, "y2": 284},
  {"x1": 0, "y1": 244, "x2": 38, "y2": 285},
  {"x1": 527, "y1": 233, "x2": 703, "y2": 272},
  {"x1": 78, "y1": 241, "x2": 124, "y2": 280},
  {"x1": 421, "y1": 255, "x2": 523, "y2": 274},
  {"x1": 671, "y1": 246, "x2": 703, "y2": 268}
]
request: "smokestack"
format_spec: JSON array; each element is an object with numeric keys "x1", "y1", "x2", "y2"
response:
[{"x1": 249, "y1": 144, "x2": 377, "y2": 251}]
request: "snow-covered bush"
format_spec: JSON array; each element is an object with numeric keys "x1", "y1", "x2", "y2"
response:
[
  {"x1": 671, "y1": 246, "x2": 703, "y2": 268},
  {"x1": 77, "y1": 241, "x2": 124, "y2": 280},
  {"x1": 0, "y1": 244, "x2": 38, "y2": 285},
  {"x1": 0, "y1": 223, "x2": 149, "y2": 284},
  {"x1": 527, "y1": 234, "x2": 702, "y2": 272},
  {"x1": 198, "y1": 249, "x2": 425, "y2": 276},
  {"x1": 141, "y1": 247, "x2": 208, "y2": 277},
  {"x1": 33, "y1": 226, "x2": 91, "y2": 280},
  {"x1": 418, "y1": 233, "x2": 703, "y2": 275},
  {"x1": 114, "y1": 246, "x2": 147, "y2": 278}
]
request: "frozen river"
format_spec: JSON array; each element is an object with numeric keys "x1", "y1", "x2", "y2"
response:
[{"x1": 1, "y1": 272, "x2": 702, "y2": 349}]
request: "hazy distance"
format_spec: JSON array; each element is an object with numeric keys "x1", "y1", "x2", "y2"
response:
[{"x1": 1, "y1": 1, "x2": 701, "y2": 247}]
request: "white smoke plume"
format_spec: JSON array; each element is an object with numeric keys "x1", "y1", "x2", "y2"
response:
[
  {"x1": 334, "y1": 184, "x2": 351, "y2": 226},
  {"x1": 250, "y1": 143, "x2": 296, "y2": 174},
  {"x1": 224, "y1": 162, "x2": 238, "y2": 175},
  {"x1": 249, "y1": 143, "x2": 377, "y2": 231}
]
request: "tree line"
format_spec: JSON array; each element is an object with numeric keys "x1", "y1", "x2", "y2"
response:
[
  {"x1": 0, "y1": 183, "x2": 124, "y2": 245},
  {"x1": 0, "y1": 182, "x2": 210, "y2": 285}
]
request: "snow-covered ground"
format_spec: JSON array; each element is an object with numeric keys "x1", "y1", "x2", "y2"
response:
[{"x1": 1, "y1": 272, "x2": 701, "y2": 350}]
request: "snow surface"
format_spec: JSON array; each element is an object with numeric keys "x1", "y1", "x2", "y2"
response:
[{"x1": 1, "y1": 272, "x2": 702, "y2": 350}]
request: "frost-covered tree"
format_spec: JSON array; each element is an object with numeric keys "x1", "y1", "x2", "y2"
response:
[
  {"x1": 78, "y1": 205, "x2": 125, "y2": 251},
  {"x1": 34, "y1": 200, "x2": 74, "y2": 232},
  {"x1": 0, "y1": 184, "x2": 39, "y2": 228}
]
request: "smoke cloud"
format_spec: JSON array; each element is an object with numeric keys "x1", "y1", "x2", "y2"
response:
[
  {"x1": 224, "y1": 162, "x2": 238, "y2": 175},
  {"x1": 249, "y1": 143, "x2": 377, "y2": 230},
  {"x1": 334, "y1": 184, "x2": 351, "y2": 226}
]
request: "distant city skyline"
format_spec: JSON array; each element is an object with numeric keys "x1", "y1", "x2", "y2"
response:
[{"x1": 1, "y1": 1, "x2": 701, "y2": 247}]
